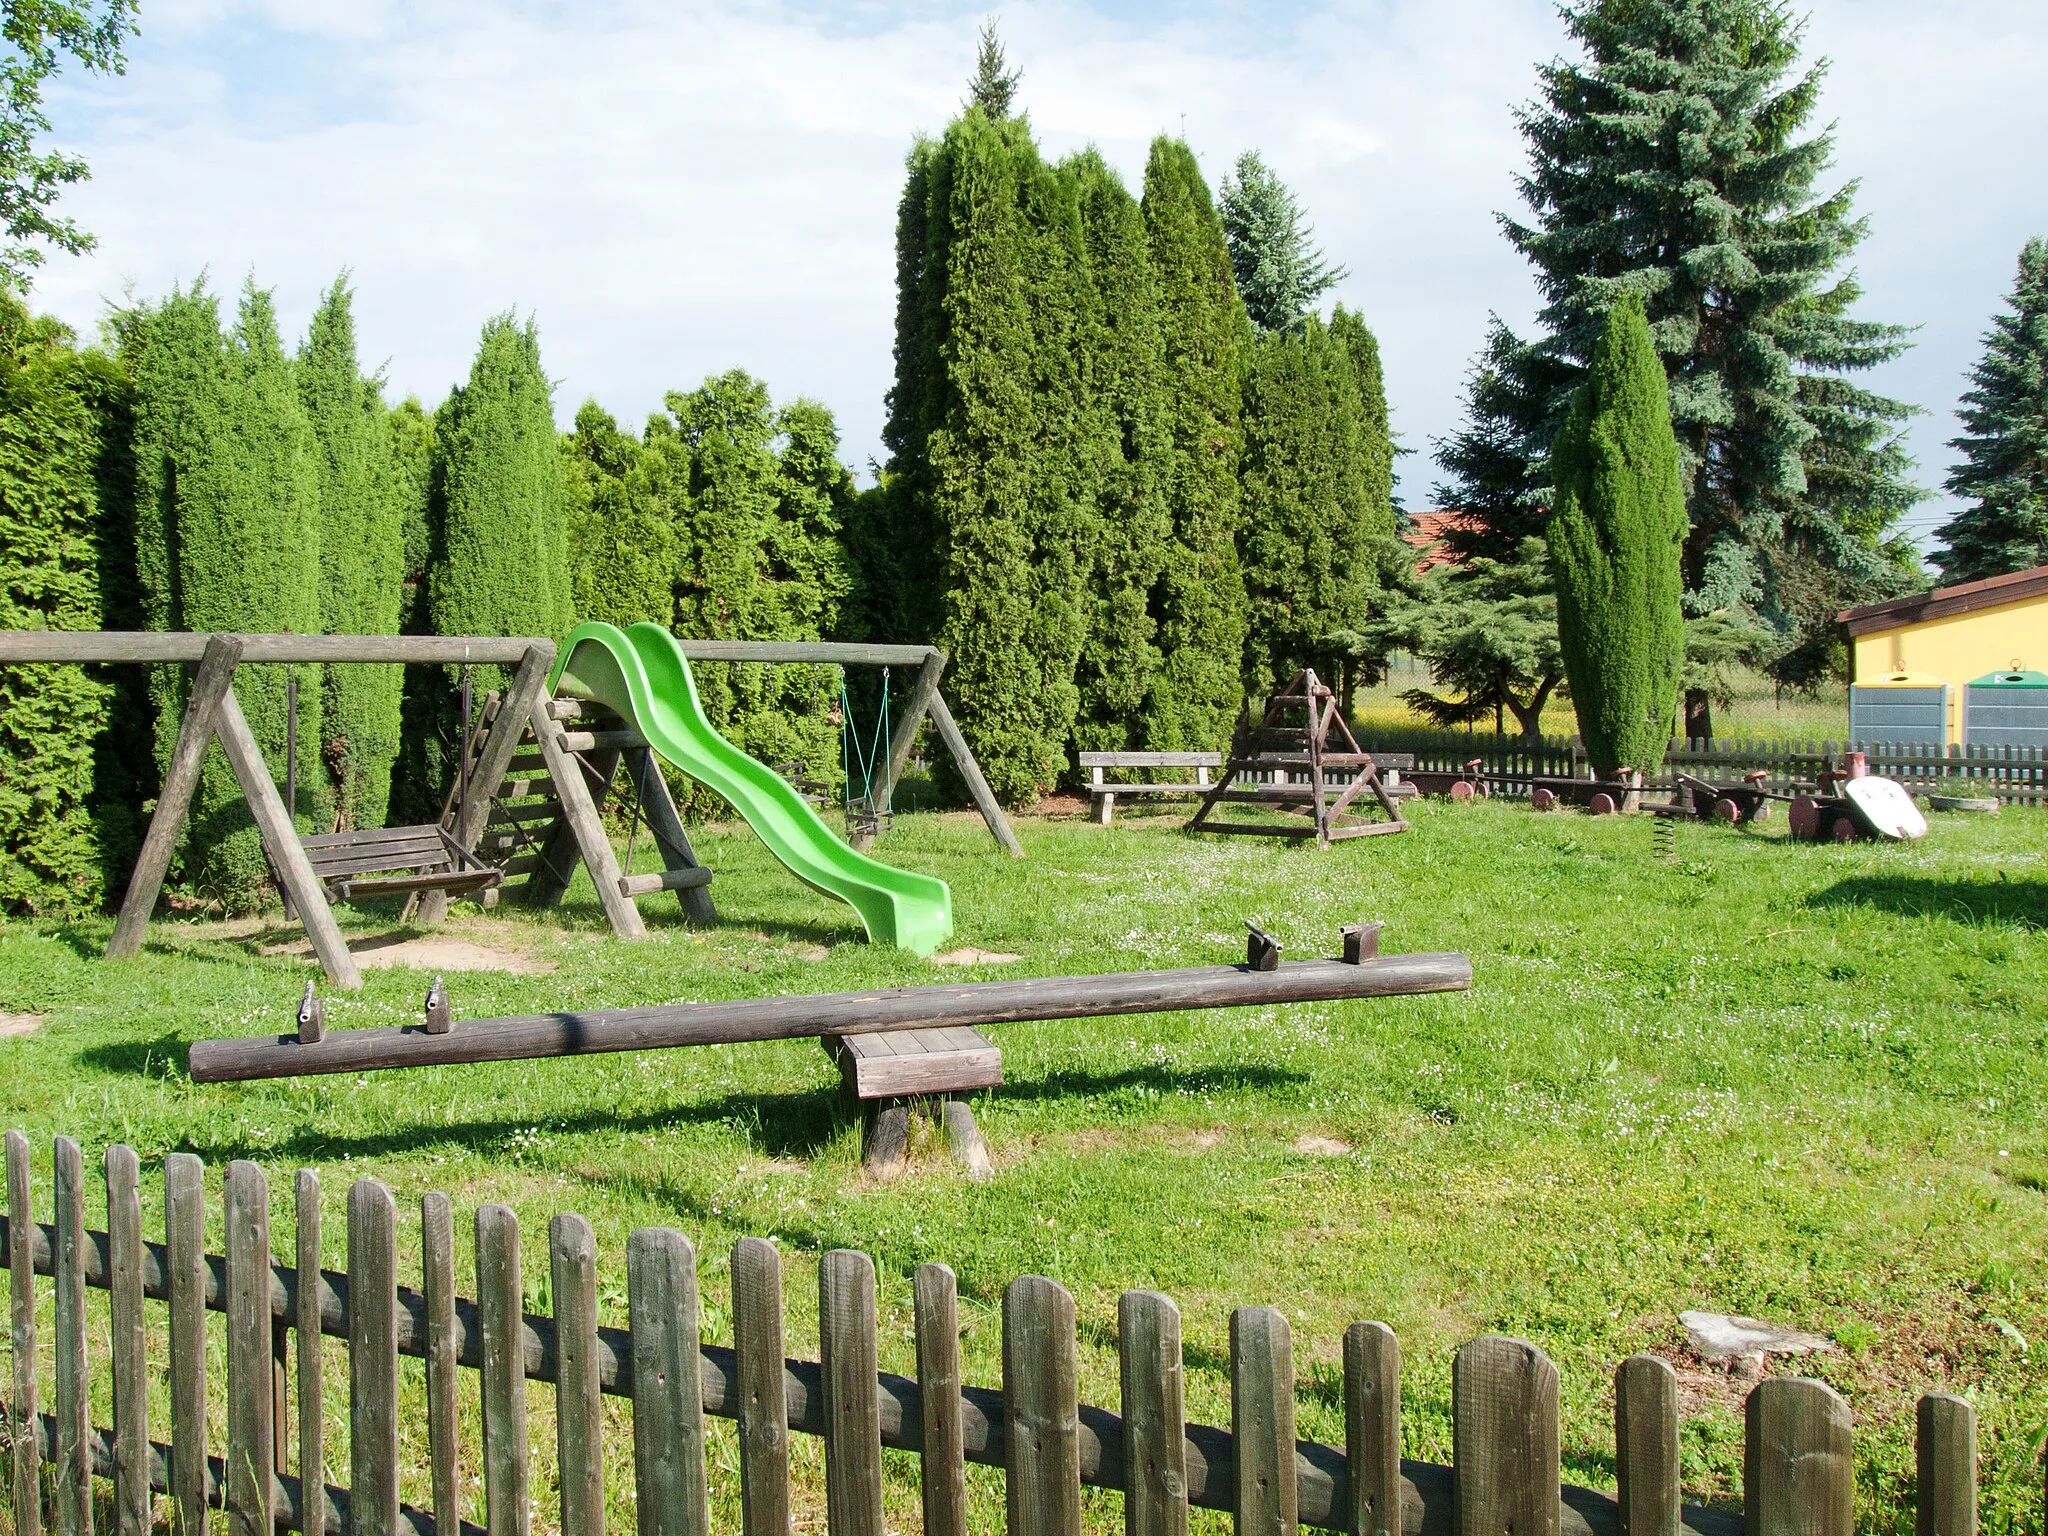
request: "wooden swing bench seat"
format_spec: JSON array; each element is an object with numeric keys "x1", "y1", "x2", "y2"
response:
[{"x1": 299, "y1": 824, "x2": 502, "y2": 905}]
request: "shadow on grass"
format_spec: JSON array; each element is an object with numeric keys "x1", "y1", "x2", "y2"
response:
[
  {"x1": 1808, "y1": 873, "x2": 2047, "y2": 930},
  {"x1": 78, "y1": 1035, "x2": 189, "y2": 1078},
  {"x1": 990, "y1": 1061, "x2": 1309, "y2": 1103}
]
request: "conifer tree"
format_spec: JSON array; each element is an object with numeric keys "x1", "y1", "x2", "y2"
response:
[
  {"x1": 1548, "y1": 296, "x2": 1687, "y2": 776},
  {"x1": 879, "y1": 108, "x2": 1099, "y2": 802},
  {"x1": 298, "y1": 277, "x2": 404, "y2": 830},
  {"x1": 130, "y1": 280, "x2": 323, "y2": 904},
  {"x1": 1937, "y1": 237, "x2": 2048, "y2": 581},
  {"x1": 1436, "y1": 0, "x2": 1923, "y2": 659},
  {"x1": 1330, "y1": 304, "x2": 1396, "y2": 536},
  {"x1": 965, "y1": 19, "x2": 1021, "y2": 119},
  {"x1": 1218, "y1": 151, "x2": 1347, "y2": 334},
  {"x1": 1239, "y1": 317, "x2": 1379, "y2": 690},
  {"x1": 565, "y1": 400, "x2": 676, "y2": 629},
  {"x1": 0, "y1": 294, "x2": 129, "y2": 911},
  {"x1": 426, "y1": 313, "x2": 572, "y2": 663},
  {"x1": 1067, "y1": 149, "x2": 1171, "y2": 754},
  {"x1": 1141, "y1": 136, "x2": 1250, "y2": 750},
  {"x1": 388, "y1": 396, "x2": 435, "y2": 633}
]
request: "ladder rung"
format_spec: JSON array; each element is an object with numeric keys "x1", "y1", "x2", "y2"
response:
[{"x1": 618, "y1": 867, "x2": 715, "y2": 897}]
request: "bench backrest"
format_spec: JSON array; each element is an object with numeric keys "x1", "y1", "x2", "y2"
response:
[
  {"x1": 1078, "y1": 752, "x2": 1223, "y2": 768},
  {"x1": 300, "y1": 825, "x2": 456, "y2": 880}
]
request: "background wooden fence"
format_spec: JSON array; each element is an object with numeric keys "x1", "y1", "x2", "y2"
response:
[
  {"x1": 1353, "y1": 728, "x2": 2047, "y2": 802},
  {"x1": 0, "y1": 1135, "x2": 1990, "y2": 1536}
]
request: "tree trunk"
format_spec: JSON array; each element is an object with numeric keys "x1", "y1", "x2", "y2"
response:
[{"x1": 1683, "y1": 688, "x2": 1713, "y2": 743}]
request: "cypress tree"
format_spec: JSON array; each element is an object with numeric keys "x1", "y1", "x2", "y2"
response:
[
  {"x1": 1548, "y1": 296, "x2": 1687, "y2": 777},
  {"x1": 1141, "y1": 137, "x2": 1250, "y2": 749},
  {"x1": 1438, "y1": 0, "x2": 1923, "y2": 652},
  {"x1": 1066, "y1": 149, "x2": 1171, "y2": 755},
  {"x1": 388, "y1": 396, "x2": 435, "y2": 633},
  {"x1": 1937, "y1": 237, "x2": 2048, "y2": 581},
  {"x1": 1238, "y1": 317, "x2": 1379, "y2": 691},
  {"x1": 298, "y1": 276, "x2": 404, "y2": 830},
  {"x1": 565, "y1": 399, "x2": 677, "y2": 629},
  {"x1": 879, "y1": 107, "x2": 1098, "y2": 803},
  {"x1": 426, "y1": 313, "x2": 572, "y2": 663},
  {"x1": 1218, "y1": 150, "x2": 1347, "y2": 335},
  {"x1": 130, "y1": 280, "x2": 323, "y2": 904},
  {"x1": 0, "y1": 295, "x2": 130, "y2": 912},
  {"x1": 1330, "y1": 305, "x2": 1396, "y2": 536}
]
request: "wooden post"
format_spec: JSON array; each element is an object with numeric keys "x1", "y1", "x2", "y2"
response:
[
  {"x1": 109, "y1": 633, "x2": 244, "y2": 961},
  {"x1": 1453, "y1": 1337, "x2": 1559, "y2": 1536},
  {"x1": 422, "y1": 643, "x2": 555, "y2": 925},
  {"x1": 625, "y1": 744, "x2": 718, "y2": 924},
  {"x1": 525, "y1": 741, "x2": 618, "y2": 911},
  {"x1": 1745, "y1": 1378, "x2": 1852, "y2": 1536},
  {"x1": 732, "y1": 1237, "x2": 789, "y2": 1536},
  {"x1": 924, "y1": 690, "x2": 1024, "y2": 857},
  {"x1": 1231, "y1": 1306, "x2": 1298, "y2": 1536},
  {"x1": 553, "y1": 1213, "x2": 606, "y2": 1536},
  {"x1": 1344, "y1": 1322, "x2": 1400, "y2": 1536},
  {"x1": 476, "y1": 1204, "x2": 530, "y2": 1536},
  {"x1": 1916, "y1": 1393, "x2": 1975, "y2": 1536},
  {"x1": 104, "y1": 1145, "x2": 149, "y2": 1536},
  {"x1": 349, "y1": 1179, "x2": 401, "y2": 1536},
  {"x1": 1615, "y1": 1355, "x2": 1679, "y2": 1536},
  {"x1": 532, "y1": 700, "x2": 647, "y2": 939},
  {"x1": 6, "y1": 1131, "x2": 39, "y2": 1536},
  {"x1": 1120, "y1": 1290, "x2": 1187, "y2": 1536},
  {"x1": 52, "y1": 1137, "x2": 90, "y2": 1536},
  {"x1": 914, "y1": 1264, "x2": 968, "y2": 1536},
  {"x1": 1003, "y1": 1275, "x2": 1081, "y2": 1536},
  {"x1": 224, "y1": 1161, "x2": 273, "y2": 1536},
  {"x1": 818, "y1": 1250, "x2": 884, "y2": 1536},
  {"x1": 213, "y1": 683, "x2": 363, "y2": 989},
  {"x1": 628, "y1": 1228, "x2": 710, "y2": 1536}
]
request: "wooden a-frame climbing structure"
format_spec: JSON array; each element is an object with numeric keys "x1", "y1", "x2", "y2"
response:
[{"x1": 1186, "y1": 667, "x2": 1409, "y2": 845}]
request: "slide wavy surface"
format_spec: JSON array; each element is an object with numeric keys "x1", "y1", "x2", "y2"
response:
[{"x1": 550, "y1": 622, "x2": 953, "y2": 955}]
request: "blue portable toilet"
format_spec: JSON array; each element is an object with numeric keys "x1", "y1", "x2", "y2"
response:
[{"x1": 1963, "y1": 669, "x2": 2048, "y2": 747}]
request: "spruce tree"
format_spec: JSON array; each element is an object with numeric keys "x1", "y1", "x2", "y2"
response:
[
  {"x1": 130, "y1": 280, "x2": 323, "y2": 904},
  {"x1": 0, "y1": 295, "x2": 128, "y2": 911},
  {"x1": 298, "y1": 277, "x2": 404, "y2": 830},
  {"x1": 1437, "y1": 0, "x2": 1923, "y2": 654},
  {"x1": 1937, "y1": 237, "x2": 2048, "y2": 582},
  {"x1": 1066, "y1": 149, "x2": 1171, "y2": 755},
  {"x1": 565, "y1": 400, "x2": 676, "y2": 629},
  {"x1": 1140, "y1": 136, "x2": 1250, "y2": 750},
  {"x1": 1548, "y1": 297, "x2": 1687, "y2": 776},
  {"x1": 1239, "y1": 317, "x2": 1379, "y2": 691},
  {"x1": 964, "y1": 19, "x2": 1021, "y2": 120},
  {"x1": 426, "y1": 313, "x2": 572, "y2": 664},
  {"x1": 878, "y1": 107, "x2": 1099, "y2": 802},
  {"x1": 1218, "y1": 151, "x2": 1347, "y2": 334}
]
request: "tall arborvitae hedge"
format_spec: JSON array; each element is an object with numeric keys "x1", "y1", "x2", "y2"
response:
[
  {"x1": 0, "y1": 296, "x2": 132, "y2": 912},
  {"x1": 879, "y1": 108, "x2": 1101, "y2": 803},
  {"x1": 1549, "y1": 296, "x2": 1687, "y2": 776},
  {"x1": 1238, "y1": 316, "x2": 1381, "y2": 691},
  {"x1": 1140, "y1": 138, "x2": 1250, "y2": 748},
  {"x1": 1330, "y1": 305, "x2": 1395, "y2": 531},
  {"x1": 299, "y1": 278, "x2": 404, "y2": 831},
  {"x1": 1066, "y1": 149, "x2": 1171, "y2": 756},
  {"x1": 388, "y1": 397, "x2": 435, "y2": 633},
  {"x1": 565, "y1": 400, "x2": 676, "y2": 629},
  {"x1": 130, "y1": 281, "x2": 323, "y2": 905}
]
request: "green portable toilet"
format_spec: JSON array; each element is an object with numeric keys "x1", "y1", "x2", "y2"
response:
[
  {"x1": 1850, "y1": 671, "x2": 1948, "y2": 745},
  {"x1": 1964, "y1": 669, "x2": 2048, "y2": 747}
]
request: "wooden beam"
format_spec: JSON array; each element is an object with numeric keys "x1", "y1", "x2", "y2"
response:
[
  {"x1": 623, "y1": 745, "x2": 718, "y2": 925},
  {"x1": 185, "y1": 952, "x2": 1471, "y2": 1081},
  {"x1": 676, "y1": 641, "x2": 938, "y2": 666},
  {"x1": 924, "y1": 691, "x2": 1024, "y2": 857},
  {"x1": 531, "y1": 703, "x2": 646, "y2": 940},
  {"x1": 108, "y1": 635, "x2": 244, "y2": 962},
  {"x1": 522, "y1": 743, "x2": 616, "y2": 911},
  {"x1": 0, "y1": 633, "x2": 555, "y2": 665},
  {"x1": 211, "y1": 686, "x2": 362, "y2": 991},
  {"x1": 420, "y1": 646, "x2": 553, "y2": 926}
]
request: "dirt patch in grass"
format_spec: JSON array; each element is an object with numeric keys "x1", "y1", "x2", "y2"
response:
[
  {"x1": 0, "y1": 1013, "x2": 43, "y2": 1037},
  {"x1": 1292, "y1": 1134, "x2": 1353, "y2": 1156},
  {"x1": 930, "y1": 947, "x2": 1023, "y2": 966},
  {"x1": 261, "y1": 927, "x2": 556, "y2": 976},
  {"x1": 1031, "y1": 794, "x2": 1091, "y2": 819}
]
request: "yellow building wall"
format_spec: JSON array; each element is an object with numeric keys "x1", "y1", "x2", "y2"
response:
[{"x1": 1849, "y1": 592, "x2": 2048, "y2": 743}]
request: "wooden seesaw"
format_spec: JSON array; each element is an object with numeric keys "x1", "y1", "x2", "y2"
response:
[{"x1": 188, "y1": 923, "x2": 1471, "y2": 1176}]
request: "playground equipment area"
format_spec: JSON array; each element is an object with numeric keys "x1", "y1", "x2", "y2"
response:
[{"x1": 0, "y1": 628, "x2": 1019, "y2": 981}]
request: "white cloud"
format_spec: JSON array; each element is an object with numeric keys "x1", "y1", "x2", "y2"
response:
[{"x1": 30, "y1": 0, "x2": 2048, "y2": 551}]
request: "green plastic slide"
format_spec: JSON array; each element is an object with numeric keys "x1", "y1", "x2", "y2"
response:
[{"x1": 550, "y1": 622, "x2": 954, "y2": 955}]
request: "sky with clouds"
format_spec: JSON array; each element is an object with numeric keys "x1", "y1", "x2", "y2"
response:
[{"x1": 30, "y1": 0, "x2": 2048, "y2": 555}]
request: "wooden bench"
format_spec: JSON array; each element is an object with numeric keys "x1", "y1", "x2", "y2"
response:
[
  {"x1": 299, "y1": 825, "x2": 502, "y2": 905},
  {"x1": 1080, "y1": 751, "x2": 1223, "y2": 824},
  {"x1": 823, "y1": 1026, "x2": 1001, "y2": 1178}
]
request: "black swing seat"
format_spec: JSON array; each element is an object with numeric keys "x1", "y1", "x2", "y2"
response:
[{"x1": 299, "y1": 825, "x2": 502, "y2": 905}]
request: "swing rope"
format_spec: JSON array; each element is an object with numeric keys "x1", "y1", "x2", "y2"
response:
[{"x1": 839, "y1": 667, "x2": 892, "y2": 828}]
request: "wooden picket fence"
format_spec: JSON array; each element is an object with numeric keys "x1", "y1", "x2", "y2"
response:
[{"x1": 0, "y1": 1134, "x2": 1991, "y2": 1536}]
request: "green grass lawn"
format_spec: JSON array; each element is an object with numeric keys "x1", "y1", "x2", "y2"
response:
[{"x1": 1, "y1": 797, "x2": 2044, "y2": 1534}]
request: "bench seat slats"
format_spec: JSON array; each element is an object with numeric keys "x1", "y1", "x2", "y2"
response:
[{"x1": 335, "y1": 869, "x2": 502, "y2": 902}]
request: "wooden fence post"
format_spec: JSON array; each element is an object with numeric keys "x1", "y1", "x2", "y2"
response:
[
  {"x1": 104, "y1": 1145, "x2": 149, "y2": 1536},
  {"x1": 476, "y1": 1204, "x2": 530, "y2": 1536},
  {"x1": 628, "y1": 1228, "x2": 709, "y2": 1536},
  {"x1": 552, "y1": 1213, "x2": 605, "y2": 1536},
  {"x1": 1916, "y1": 1393, "x2": 1975, "y2": 1536},
  {"x1": 422, "y1": 1192, "x2": 460, "y2": 1536},
  {"x1": 733, "y1": 1237, "x2": 790, "y2": 1536},
  {"x1": 224, "y1": 1161, "x2": 273, "y2": 1536},
  {"x1": 1119, "y1": 1291, "x2": 1187, "y2": 1536},
  {"x1": 1453, "y1": 1337, "x2": 1559, "y2": 1536},
  {"x1": 819, "y1": 1250, "x2": 884, "y2": 1536},
  {"x1": 915, "y1": 1263, "x2": 968, "y2": 1536},
  {"x1": 7, "y1": 1130, "x2": 40, "y2": 1536},
  {"x1": 53, "y1": 1137, "x2": 92, "y2": 1536},
  {"x1": 350, "y1": 1179, "x2": 400, "y2": 1536},
  {"x1": 1615, "y1": 1355, "x2": 1678, "y2": 1536},
  {"x1": 1232, "y1": 1307, "x2": 1298, "y2": 1536},
  {"x1": 166, "y1": 1153, "x2": 208, "y2": 1536},
  {"x1": 297, "y1": 1172, "x2": 327, "y2": 1536},
  {"x1": 1343, "y1": 1322, "x2": 1400, "y2": 1536},
  {"x1": 1744, "y1": 1378, "x2": 1852, "y2": 1536},
  {"x1": 1003, "y1": 1275, "x2": 1081, "y2": 1536}
]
